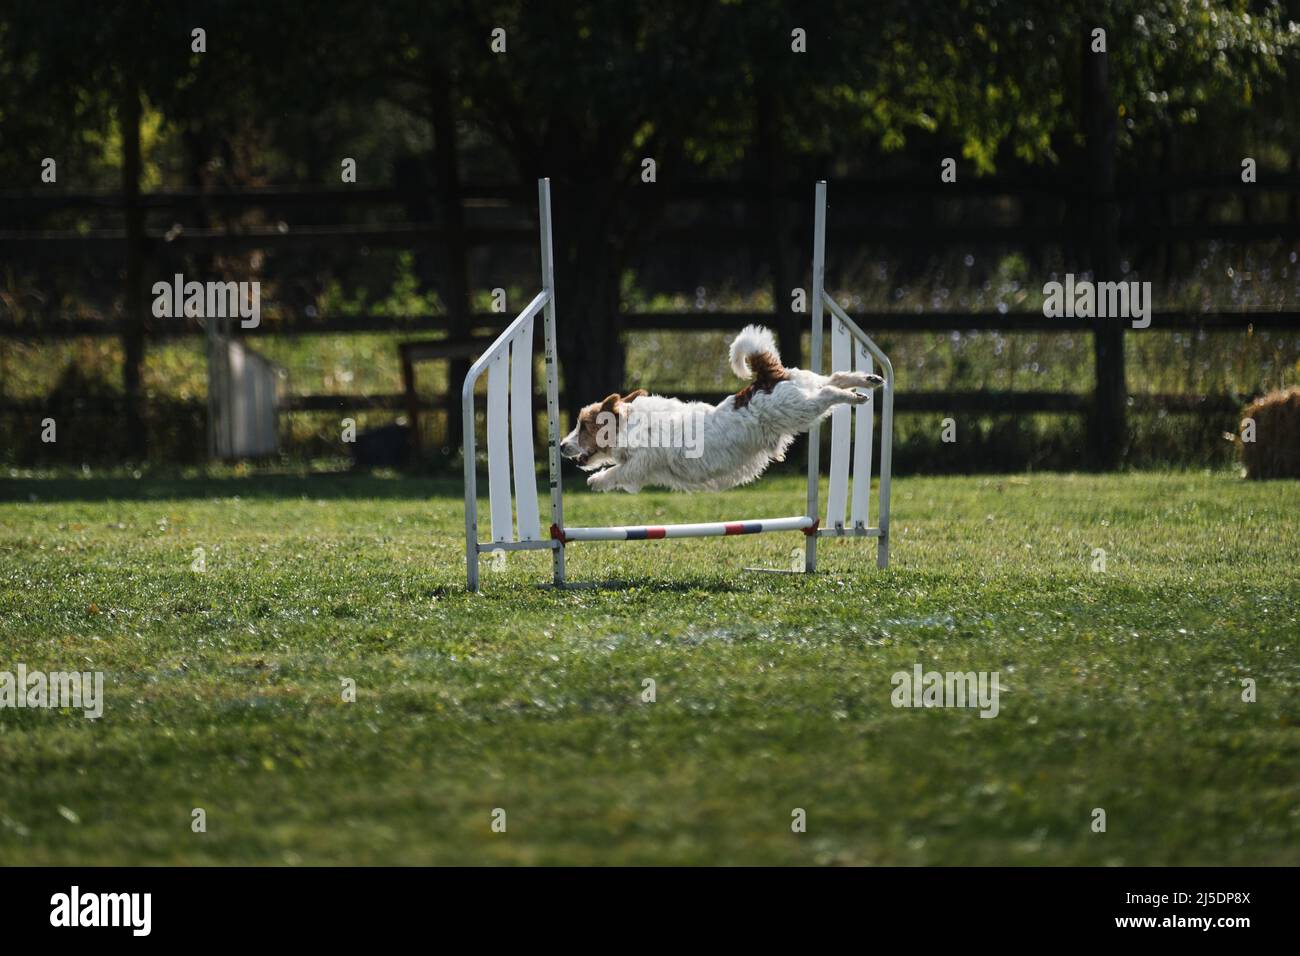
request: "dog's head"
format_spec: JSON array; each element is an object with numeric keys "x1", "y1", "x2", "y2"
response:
[{"x1": 559, "y1": 390, "x2": 646, "y2": 469}]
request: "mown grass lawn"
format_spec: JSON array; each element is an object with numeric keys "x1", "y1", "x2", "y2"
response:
[{"x1": 0, "y1": 470, "x2": 1296, "y2": 865}]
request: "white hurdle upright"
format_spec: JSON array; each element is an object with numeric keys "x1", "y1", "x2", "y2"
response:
[
  {"x1": 808, "y1": 181, "x2": 895, "y2": 571},
  {"x1": 461, "y1": 179, "x2": 894, "y2": 591},
  {"x1": 462, "y1": 178, "x2": 564, "y2": 592}
]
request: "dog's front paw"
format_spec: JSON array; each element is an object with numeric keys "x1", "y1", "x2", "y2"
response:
[
  {"x1": 847, "y1": 390, "x2": 870, "y2": 405},
  {"x1": 587, "y1": 470, "x2": 617, "y2": 492}
]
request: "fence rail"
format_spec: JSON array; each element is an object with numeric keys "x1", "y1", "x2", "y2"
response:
[
  {"x1": 0, "y1": 308, "x2": 1289, "y2": 426},
  {"x1": 4, "y1": 310, "x2": 1299, "y2": 340},
  {"x1": 6, "y1": 221, "x2": 1300, "y2": 256},
  {"x1": 4, "y1": 172, "x2": 1299, "y2": 208}
]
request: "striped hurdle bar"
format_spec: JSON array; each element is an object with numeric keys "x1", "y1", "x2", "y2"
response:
[
  {"x1": 462, "y1": 179, "x2": 894, "y2": 591},
  {"x1": 556, "y1": 516, "x2": 816, "y2": 543}
]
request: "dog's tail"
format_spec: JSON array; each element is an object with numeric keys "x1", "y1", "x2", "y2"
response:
[{"x1": 729, "y1": 324, "x2": 783, "y2": 380}]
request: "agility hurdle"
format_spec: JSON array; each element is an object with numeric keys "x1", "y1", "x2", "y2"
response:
[{"x1": 461, "y1": 179, "x2": 894, "y2": 591}]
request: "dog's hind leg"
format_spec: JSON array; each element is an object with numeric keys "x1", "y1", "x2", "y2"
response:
[
  {"x1": 773, "y1": 384, "x2": 869, "y2": 435},
  {"x1": 827, "y1": 370, "x2": 884, "y2": 390},
  {"x1": 810, "y1": 385, "x2": 869, "y2": 412}
]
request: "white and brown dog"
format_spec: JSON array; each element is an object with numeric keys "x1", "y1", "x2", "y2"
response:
[{"x1": 560, "y1": 325, "x2": 883, "y2": 493}]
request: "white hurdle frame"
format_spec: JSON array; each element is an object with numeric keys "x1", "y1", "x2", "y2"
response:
[
  {"x1": 462, "y1": 179, "x2": 893, "y2": 591},
  {"x1": 462, "y1": 179, "x2": 564, "y2": 592}
]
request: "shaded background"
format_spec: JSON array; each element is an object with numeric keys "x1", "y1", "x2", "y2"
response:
[{"x1": 1, "y1": 0, "x2": 1298, "y2": 472}]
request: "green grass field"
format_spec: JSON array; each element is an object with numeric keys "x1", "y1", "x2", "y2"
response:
[{"x1": 0, "y1": 470, "x2": 1297, "y2": 865}]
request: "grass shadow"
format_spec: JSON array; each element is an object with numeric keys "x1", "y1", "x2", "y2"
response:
[
  {"x1": 538, "y1": 577, "x2": 748, "y2": 594},
  {"x1": 0, "y1": 471, "x2": 615, "y2": 504},
  {"x1": 0, "y1": 473, "x2": 465, "y2": 503}
]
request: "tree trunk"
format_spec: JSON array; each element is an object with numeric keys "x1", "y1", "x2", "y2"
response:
[
  {"x1": 121, "y1": 67, "x2": 146, "y2": 460},
  {"x1": 1083, "y1": 31, "x2": 1124, "y2": 470},
  {"x1": 552, "y1": 179, "x2": 625, "y2": 423},
  {"x1": 757, "y1": 87, "x2": 801, "y2": 369},
  {"x1": 432, "y1": 67, "x2": 471, "y2": 462},
  {"x1": 1290, "y1": 152, "x2": 1299, "y2": 225}
]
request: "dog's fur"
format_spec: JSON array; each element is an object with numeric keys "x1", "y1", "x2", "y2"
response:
[{"x1": 560, "y1": 325, "x2": 883, "y2": 493}]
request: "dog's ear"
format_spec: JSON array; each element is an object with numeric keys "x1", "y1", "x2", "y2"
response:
[
  {"x1": 622, "y1": 389, "x2": 647, "y2": 403},
  {"x1": 599, "y1": 393, "x2": 621, "y2": 412}
]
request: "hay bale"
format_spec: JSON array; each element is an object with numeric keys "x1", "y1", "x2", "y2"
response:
[{"x1": 1239, "y1": 387, "x2": 1300, "y2": 479}]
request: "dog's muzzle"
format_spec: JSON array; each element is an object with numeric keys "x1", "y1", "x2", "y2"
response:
[{"x1": 560, "y1": 443, "x2": 588, "y2": 465}]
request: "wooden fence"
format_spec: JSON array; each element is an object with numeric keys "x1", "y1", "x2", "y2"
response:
[{"x1": 2, "y1": 175, "x2": 1299, "y2": 464}]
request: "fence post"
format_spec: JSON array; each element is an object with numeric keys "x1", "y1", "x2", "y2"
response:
[
  {"x1": 433, "y1": 75, "x2": 471, "y2": 462},
  {"x1": 120, "y1": 68, "x2": 146, "y2": 460},
  {"x1": 1083, "y1": 29, "x2": 1125, "y2": 469},
  {"x1": 757, "y1": 88, "x2": 801, "y2": 369}
]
